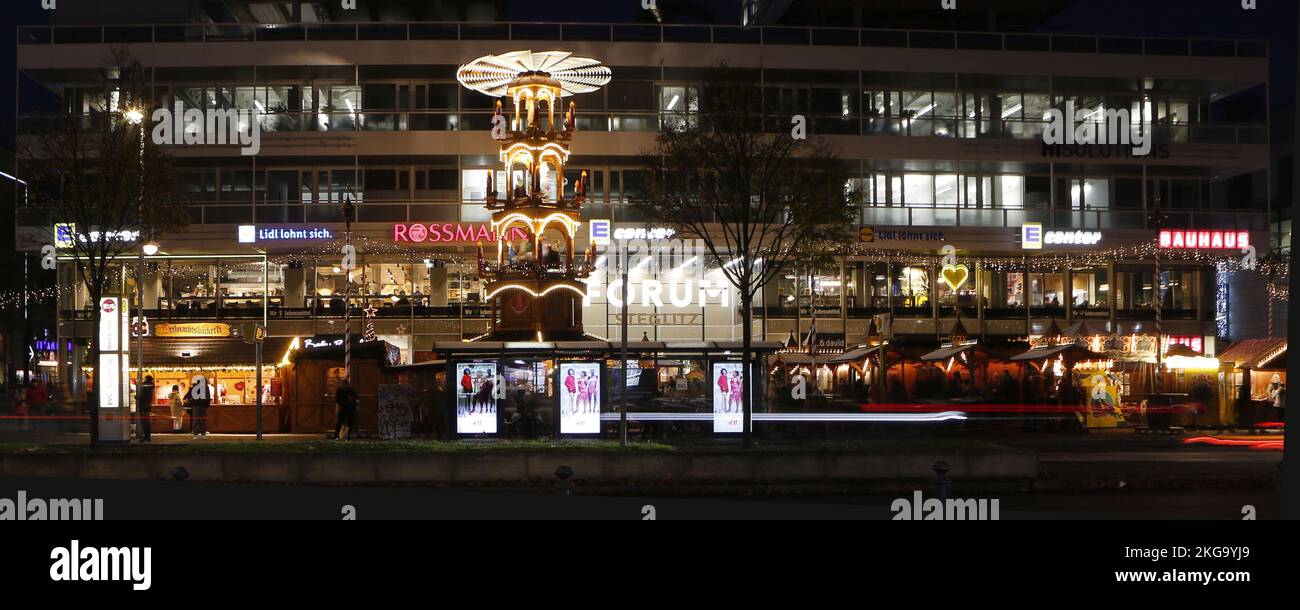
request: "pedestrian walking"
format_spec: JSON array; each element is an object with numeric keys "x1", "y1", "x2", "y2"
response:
[{"x1": 334, "y1": 379, "x2": 358, "y2": 441}]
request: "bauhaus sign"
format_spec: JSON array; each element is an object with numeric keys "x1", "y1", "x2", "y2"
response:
[
  {"x1": 1158, "y1": 229, "x2": 1250, "y2": 250},
  {"x1": 393, "y1": 223, "x2": 528, "y2": 243}
]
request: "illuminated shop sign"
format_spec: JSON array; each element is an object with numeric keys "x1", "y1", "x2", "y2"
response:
[
  {"x1": 55, "y1": 223, "x2": 140, "y2": 248},
  {"x1": 1021, "y1": 223, "x2": 1043, "y2": 250},
  {"x1": 612, "y1": 227, "x2": 676, "y2": 241},
  {"x1": 1158, "y1": 230, "x2": 1250, "y2": 250},
  {"x1": 590, "y1": 220, "x2": 611, "y2": 246},
  {"x1": 1045, "y1": 230, "x2": 1102, "y2": 246},
  {"x1": 154, "y1": 323, "x2": 232, "y2": 338},
  {"x1": 393, "y1": 223, "x2": 528, "y2": 243},
  {"x1": 1166, "y1": 336, "x2": 1204, "y2": 354},
  {"x1": 871, "y1": 229, "x2": 945, "y2": 242},
  {"x1": 304, "y1": 336, "x2": 345, "y2": 349},
  {"x1": 238, "y1": 225, "x2": 334, "y2": 243},
  {"x1": 1021, "y1": 224, "x2": 1101, "y2": 249},
  {"x1": 587, "y1": 221, "x2": 676, "y2": 243}
]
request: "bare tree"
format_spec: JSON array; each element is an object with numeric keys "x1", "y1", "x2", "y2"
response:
[
  {"x1": 634, "y1": 67, "x2": 856, "y2": 445},
  {"x1": 20, "y1": 49, "x2": 188, "y2": 447}
]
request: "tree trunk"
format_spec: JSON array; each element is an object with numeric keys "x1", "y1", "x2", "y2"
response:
[{"x1": 741, "y1": 293, "x2": 754, "y2": 448}]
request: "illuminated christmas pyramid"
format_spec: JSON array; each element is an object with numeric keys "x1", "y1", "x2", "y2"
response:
[{"x1": 456, "y1": 51, "x2": 612, "y2": 341}]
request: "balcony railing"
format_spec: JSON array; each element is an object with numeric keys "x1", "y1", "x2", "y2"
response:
[
  {"x1": 858, "y1": 206, "x2": 1267, "y2": 231},
  {"x1": 17, "y1": 21, "x2": 1268, "y2": 58},
  {"x1": 16, "y1": 110, "x2": 1270, "y2": 145}
]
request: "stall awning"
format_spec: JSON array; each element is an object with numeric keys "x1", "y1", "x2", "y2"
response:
[
  {"x1": 919, "y1": 343, "x2": 976, "y2": 362},
  {"x1": 1218, "y1": 338, "x2": 1287, "y2": 369},
  {"x1": 829, "y1": 346, "x2": 881, "y2": 364},
  {"x1": 773, "y1": 354, "x2": 815, "y2": 365},
  {"x1": 1010, "y1": 342, "x2": 1100, "y2": 362},
  {"x1": 140, "y1": 337, "x2": 292, "y2": 367}
]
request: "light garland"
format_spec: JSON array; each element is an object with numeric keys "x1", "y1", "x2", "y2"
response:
[
  {"x1": 456, "y1": 50, "x2": 612, "y2": 97},
  {"x1": 484, "y1": 282, "x2": 586, "y2": 301}
]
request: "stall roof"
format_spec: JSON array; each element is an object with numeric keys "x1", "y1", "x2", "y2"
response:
[
  {"x1": 1218, "y1": 338, "x2": 1287, "y2": 369},
  {"x1": 141, "y1": 337, "x2": 292, "y2": 367},
  {"x1": 1062, "y1": 320, "x2": 1111, "y2": 337},
  {"x1": 1009, "y1": 342, "x2": 1100, "y2": 362},
  {"x1": 919, "y1": 343, "x2": 977, "y2": 362},
  {"x1": 829, "y1": 345, "x2": 881, "y2": 364},
  {"x1": 773, "y1": 353, "x2": 815, "y2": 365}
]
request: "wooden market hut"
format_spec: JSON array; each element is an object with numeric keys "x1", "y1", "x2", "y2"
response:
[
  {"x1": 917, "y1": 319, "x2": 989, "y2": 399},
  {"x1": 1009, "y1": 318, "x2": 1104, "y2": 407},
  {"x1": 280, "y1": 338, "x2": 404, "y2": 434},
  {"x1": 1218, "y1": 337, "x2": 1288, "y2": 426}
]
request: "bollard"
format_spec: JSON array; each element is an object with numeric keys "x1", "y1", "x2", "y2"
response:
[
  {"x1": 932, "y1": 461, "x2": 952, "y2": 502},
  {"x1": 553, "y1": 465, "x2": 575, "y2": 496}
]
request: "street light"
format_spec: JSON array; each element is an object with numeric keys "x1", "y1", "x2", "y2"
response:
[{"x1": 124, "y1": 106, "x2": 147, "y2": 440}]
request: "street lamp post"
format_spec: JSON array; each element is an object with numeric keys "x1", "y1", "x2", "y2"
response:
[{"x1": 123, "y1": 108, "x2": 150, "y2": 439}]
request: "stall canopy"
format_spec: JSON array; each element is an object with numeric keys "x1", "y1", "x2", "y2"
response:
[
  {"x1": 1218, "y1": 338, "x2": 1287, "y2": 370},
  {"x1": 1010, "y1": 342, "x2": 1101, "y2": 362},
  {"x1": 1062, "y1": 320, "x2": 1110, "y2": 338},
  {"x1": 142, "y1": 337, "x2": 293, "y2": 366},
  {"x1": 829, "y1": 345, "x2": 881, "y2": 364},
  {"x1": 920, "y1": 343, "x2": 976, "y2": 362},
  {"x1": 920, "y1": 319, "x2": 978, "y2": 362}
]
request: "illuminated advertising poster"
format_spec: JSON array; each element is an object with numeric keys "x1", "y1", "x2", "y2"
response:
[
  {"x1": 712, "y1": 362, "x2": 744, "y2": 433},
  {"x1": 558, "y1": 362, "x2": 602, "y2": 435},
  {"x1": 455, "y1": 362, "x2": 498, "y2": 434}
]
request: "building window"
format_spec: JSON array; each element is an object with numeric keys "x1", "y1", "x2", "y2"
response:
[{"x1": 1071, "y1": 268, "x2": 1110, "y2": 315}]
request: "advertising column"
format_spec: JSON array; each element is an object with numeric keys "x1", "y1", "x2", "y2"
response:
[{"x1": 97, "y1": 297, "x2": 130, "y2": 441}]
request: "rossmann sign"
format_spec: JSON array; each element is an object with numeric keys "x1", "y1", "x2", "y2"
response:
[{"x1": 393, "y1": 223, "x2": 528, "y2": 243}]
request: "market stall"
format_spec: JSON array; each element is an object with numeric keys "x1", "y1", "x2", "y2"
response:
[
  {"x1": 1217, "y1": 337, "x2": 1287, "y2": 427},
  {"x1": 131, "y1": 336, "x2": 291, "y2": 433}
]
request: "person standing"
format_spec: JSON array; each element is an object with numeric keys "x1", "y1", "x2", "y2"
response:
[
  {"x1": 136, "y1": 375, "x2": 156, "y2": 442},
  {"x1": 168, "y1": 384, "x2": 185, "y2": 433},
  {"x1": 188, "y1": 375, "x2": 211, "y2": 439},
  {"x1": 334, "y1": 379, "x2": 358, "y2": 441},
  {"x1": 1268, "y1": 375, "x2": 1286, "y2": 421},
  {"x1": 27, "y1": 380, "x2": 49, "y2": 418}
]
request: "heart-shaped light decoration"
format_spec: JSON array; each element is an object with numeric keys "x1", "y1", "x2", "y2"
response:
[{"x1": 941, "y1": 264, "x2": 970, "y2": 291}]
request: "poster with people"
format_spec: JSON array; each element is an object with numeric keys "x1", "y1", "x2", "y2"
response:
[
  {"x1": 377, "y1": 384, "x2": 412, "y2": 440},
  {"x1": 456, "y1": 363, "x2": 498, "y2": 434},
  {"x1": 712, "y1": 362, "x2": 745, "y2": 433},
  {"x1": 558, "y1": 362, "x2": 602, "y2": 434}
]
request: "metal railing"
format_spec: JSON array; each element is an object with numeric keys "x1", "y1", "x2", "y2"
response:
[
  {"x1": 17, "y1": 21, "x2": 1269, "y2": 58},
  {"x1": 16, "y1": 110, "x2": 1269, "y2": 145},
  {"x1": 858, "y1": 206, "x2": 1267, "y2": 231}
]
